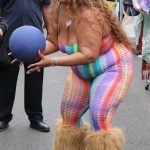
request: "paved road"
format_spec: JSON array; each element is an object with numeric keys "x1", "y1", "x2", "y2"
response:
[{"x1": 0, "y1": 53, "x2": 150, "y2": 150}]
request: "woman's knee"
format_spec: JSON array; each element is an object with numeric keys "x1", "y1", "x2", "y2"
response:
[
  {"x1": 60, "y1": 101, "x2": 84, "y2": 126},
  {"x1": 89, "y1": 103, "x2": 111, "y2": 131}
]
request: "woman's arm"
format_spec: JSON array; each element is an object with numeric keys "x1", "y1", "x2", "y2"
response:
[
  {"x1": 43, "y1": 0, "x2": 60, "y2": 55},
  {"x1": 44, "y1": 40, "x2": 58, "y2": 55},
  {"x1": 42, "y1": 5, "x2": 51, "y2": 39}
]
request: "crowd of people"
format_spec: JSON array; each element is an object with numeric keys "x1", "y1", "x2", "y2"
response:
[{"x1": 0, "y1": 0, "x2": 149, "y2": 150}]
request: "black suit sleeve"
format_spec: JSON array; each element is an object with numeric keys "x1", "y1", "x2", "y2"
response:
[{"x1": 42, "y1": 0, "x2": 51, "y2": 5}]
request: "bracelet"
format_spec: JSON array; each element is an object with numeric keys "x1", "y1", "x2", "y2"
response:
[{"x1": 50, "y1": 57, "x2": 57, "y2": 67}]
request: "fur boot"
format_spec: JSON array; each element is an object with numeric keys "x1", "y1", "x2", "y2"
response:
[
  {"x1": 104, "y1": 128, "x2": 125, "y2": 150},
  {"x1": 53, "y1": 121, "x2": 89, "y2": 150},
  {"x1": 85, "y1": 128, "x2": 124, "y2": 150}
]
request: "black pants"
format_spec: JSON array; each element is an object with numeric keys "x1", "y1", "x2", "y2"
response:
[{"x1": 0, "y1": 62, "x2": 43, "y2": 122}]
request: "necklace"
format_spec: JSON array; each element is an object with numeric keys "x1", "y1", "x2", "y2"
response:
[
  {"x1": 65, "y1": 9, "x2": 72, "y2": 28},
  {"x1": 65, "y1": 7, "x2": 77, "y2": 28}
]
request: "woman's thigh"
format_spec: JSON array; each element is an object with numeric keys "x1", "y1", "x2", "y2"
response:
[
  {"x1": 61, "y1": 70, "x2": 91, "y2": 127},
  {"x1": 89, "y1": 60, "x2": 133, "y2": 131}
]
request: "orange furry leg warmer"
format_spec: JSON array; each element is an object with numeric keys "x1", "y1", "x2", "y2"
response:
[
  {"x1": 53, "y1": 121, "x2": 89, "y2": 150},
  {"x1": 85, "y1": 128, "x2": 125, "y2": 150}
]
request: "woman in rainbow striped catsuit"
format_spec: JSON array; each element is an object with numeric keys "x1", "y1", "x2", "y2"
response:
[{"x1": 27, "y1": 0, "x2": 135, "y2": 149}]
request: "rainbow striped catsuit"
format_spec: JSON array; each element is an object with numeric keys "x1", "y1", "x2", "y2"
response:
[{"x1": 59, "y1": 35, "x2": 133, "y2": 131}]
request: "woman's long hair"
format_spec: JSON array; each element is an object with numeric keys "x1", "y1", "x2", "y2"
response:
[{"x1": 75, "y1": 0, "x2": 135, "y2": 52}]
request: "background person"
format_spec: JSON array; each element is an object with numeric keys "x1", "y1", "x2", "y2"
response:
[
  {"x1": 0, "y1": 0, "x2": 51, "y2": 132},
  {"x1": 0, "y1": 16, "x2": 9, "y2": 72}
]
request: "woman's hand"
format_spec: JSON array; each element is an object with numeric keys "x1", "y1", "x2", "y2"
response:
[{"x1": 26, "y1": 51, "x2": 51, "y2": 74}]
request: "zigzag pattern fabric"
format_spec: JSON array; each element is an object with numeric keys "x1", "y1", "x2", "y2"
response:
[{"x1": 59, "y1": 35, "x2": 133, "y2": 131}]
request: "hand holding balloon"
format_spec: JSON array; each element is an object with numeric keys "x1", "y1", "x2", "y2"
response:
[{"x1": 27, "y1": 51, "x2": 51, "y2": 74}]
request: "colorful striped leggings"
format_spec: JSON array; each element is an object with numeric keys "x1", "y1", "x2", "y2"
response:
[{"x1": 61, "y1": 43, "x2": 133, "y2": 131}]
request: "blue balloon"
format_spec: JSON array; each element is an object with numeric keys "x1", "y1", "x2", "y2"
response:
[{"x1": 9, "y1": 25, "x2": 46, "y2": 63}]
